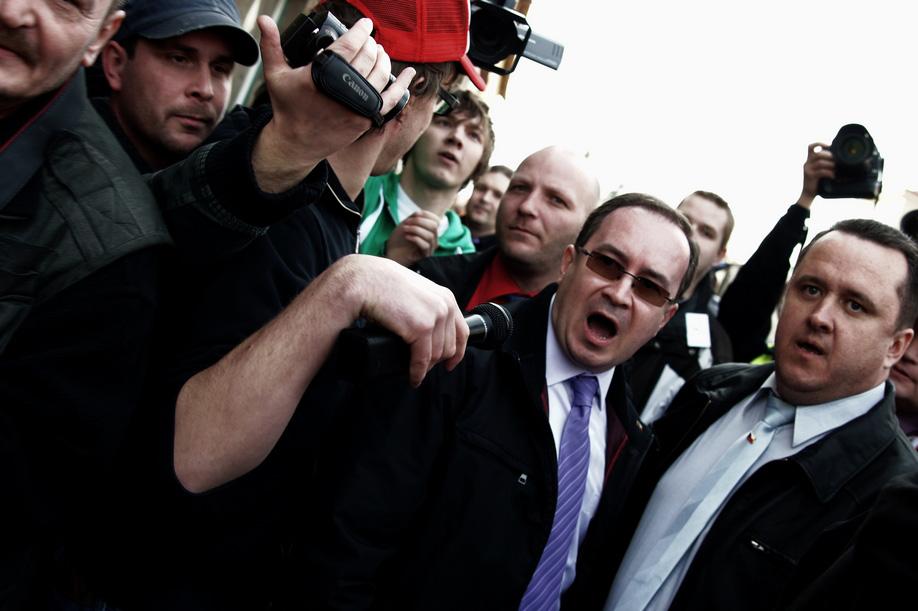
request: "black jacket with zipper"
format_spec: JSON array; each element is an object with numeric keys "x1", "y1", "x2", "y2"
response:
[
  {"x1": 304, "y1": 286, "x2": 656, "y2": 610},
  {"x1": 566, "y1": 363, "x2": 918, "y2": 611}
]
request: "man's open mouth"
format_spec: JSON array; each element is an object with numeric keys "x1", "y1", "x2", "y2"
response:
[
  {"x1": 796, "y1": 340, "x2": 824, "y2": 356},
  {"x1": 587, "y1": 313, "x2": 618, "y2": 341}
]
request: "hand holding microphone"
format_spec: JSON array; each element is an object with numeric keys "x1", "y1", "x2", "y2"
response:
[
  {"x1": 337, "y1": 302, "x2": 514, "y2": 380},
  {"x1": 462, "y1": 302, "x2": 514, "y2": 349}
]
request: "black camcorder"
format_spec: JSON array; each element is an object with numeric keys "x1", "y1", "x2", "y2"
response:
[
  {"x1": 818, "y1": 124, "x2": 884, "y2": 200},
  {"x1": 280, "y1": 10, "x2": 409, "y2": 126},
  {"x1": 468, "y1": 0, "x2": 564, "y2": 74}
]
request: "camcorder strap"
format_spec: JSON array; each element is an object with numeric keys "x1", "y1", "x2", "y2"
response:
[{"x1": 311, "y1": 50, "x2": 386, "y2": 127}]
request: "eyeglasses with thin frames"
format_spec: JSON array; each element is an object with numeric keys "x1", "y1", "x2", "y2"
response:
[
  {"x1": 435, "y1": 88, "x2": 460, "y2": 115},
  {"x1": 576, "y1": 247, "x2": 676, "y2": 307}
]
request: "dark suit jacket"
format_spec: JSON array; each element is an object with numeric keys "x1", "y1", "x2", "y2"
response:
[
  {"x1": 303, "y1": 287, "x2": 654, "y2": 610},
  {"x1": 786, "y1": 470, "x2": 918, "y2": 610},
  {"x1": 570, "y1": 363, "x2": 918, "y2": 611}
]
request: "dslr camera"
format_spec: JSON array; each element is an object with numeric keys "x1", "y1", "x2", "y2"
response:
[{"x1": 818, "y1": 124, "x2": 884, "y2": 200}]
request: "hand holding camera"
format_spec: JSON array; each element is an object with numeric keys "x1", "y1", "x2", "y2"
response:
[
  {"x1": 252, "y1": 15, "x2": 414, "y2": 193},
  {"x1": 798, "y1": 142, "x2": 835, "y2": 209},
  {"x1": 798, "y1": 125, "x2": 884, "y2": 209},
  {"x1": 817, "y1": 124, "x2": 883, "y2": 201}
]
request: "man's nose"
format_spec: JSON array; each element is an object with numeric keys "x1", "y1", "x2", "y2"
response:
[
  {"x1": 0, "y1": 0, "x2": 35, "y2": 29},
  {"x1": 601, "y1": 271, "x2": 634, "y2": 307},
  {"x1": 806, "y1": 299, "x2": 834, "y2": 333},
  {"x1": 188, "y1": 66, "x2": 215, "y2": 100}
]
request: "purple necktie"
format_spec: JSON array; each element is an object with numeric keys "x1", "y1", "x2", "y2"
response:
[{"x1": 519, "y1": 373, "x2": 599, "y2": 611}]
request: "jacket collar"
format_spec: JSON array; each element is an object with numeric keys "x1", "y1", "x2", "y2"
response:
[
  {"x1": 91, "y1": 96, "x2": 153, "y2": 174},
  {"x1": 792, "y1": 381, "x2": 903, "y2": 502},
  {"x1": 503, "y1": 286, "x2": 555, "y2": 409},
  {"x1": 325, "y1": 165, "x2": 362, "y2": 220},
  {"x1": 660, "y1": 364, "x2": 906, "y2": 502},
  {"x1": 0, "y1": 71, "x2": 87, "y2": 213}
]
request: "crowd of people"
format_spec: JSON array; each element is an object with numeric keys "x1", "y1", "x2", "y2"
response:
[{"x1": 2, "y1": 0, "x2": 917, "y2": 610}]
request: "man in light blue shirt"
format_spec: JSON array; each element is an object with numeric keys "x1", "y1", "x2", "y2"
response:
[{"x1": 595, "y1": 219, "x2": 918, "y2": 611}]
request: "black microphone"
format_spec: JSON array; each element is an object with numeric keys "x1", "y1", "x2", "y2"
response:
[
  {"x1": 336, "y1": 302, "x2": 514, "y2": 379},
  {"x1": 463, "y1": 302, "x2": 514, "y2": 349}
]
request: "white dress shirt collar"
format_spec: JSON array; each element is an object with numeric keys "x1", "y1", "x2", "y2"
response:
[{"x1": 756, "y1": 373, "x2": 884, "y2": 448}]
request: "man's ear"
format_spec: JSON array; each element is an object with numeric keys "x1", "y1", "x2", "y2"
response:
[
  {"x1": 101, "y1": 40, "x2": 129, "y2": 92},
  {"x1": 559, "y1": 244, "x2": 576, "y2": 279},
  {"x1": 660, "y1": 302, "x2": 679, "y2": 330},
  {"x1": 885, "y1": 328, "x2": 915, "y2": 369},
  {"x1": 83, "y1": 10, "x2": 125, "y2": 67}
]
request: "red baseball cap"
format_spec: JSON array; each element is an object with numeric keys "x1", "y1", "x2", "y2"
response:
[{"x1": 345, "y1": 0, "x2": 486, "y2": 91}]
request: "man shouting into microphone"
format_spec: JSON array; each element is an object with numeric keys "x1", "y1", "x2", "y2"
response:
[{"x1": 303, "y1": 193, "x2": 698, "y2": 610}]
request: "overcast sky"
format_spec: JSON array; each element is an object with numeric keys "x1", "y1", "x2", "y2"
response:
[{"x1": 481, "y1": 0, "x2": 918, "y2": 263}]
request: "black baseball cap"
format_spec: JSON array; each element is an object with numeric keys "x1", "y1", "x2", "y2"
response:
[{"x1": 115, "y1": 0, "x2": 259, "y2": 66}]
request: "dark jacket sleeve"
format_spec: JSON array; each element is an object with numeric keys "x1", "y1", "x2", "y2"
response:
[
  {"x1": 718, "y1": 204, "x2": 809, "y2": 362},
  {"x1": 303, "y1": 370, "x2": 453, "y2": 610},
  {"x1": 145, "y1": 105, "x2": 329, "y2": 260},
  {"x1": 0, "y1": 249, "x2": 161, "y2": 607}
]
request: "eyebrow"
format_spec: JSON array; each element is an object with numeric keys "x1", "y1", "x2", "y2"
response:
[
  {"x1": 507, "y1": 176, "x2": 528, "y2": 188},
  {"x1": 845, "y1": 289, "x2": 878, "y2": 312},
  {"x1": 594, "y1": 244, "x2": 672, "y2": 288},
  {"x1": 697, "y1": 221, "x2": 718, "y2": 236},
  {"x1": 156, "y1": 41, "x2": 234, "y2": 65},
  {"x1": 793, "y1": 274, "x2": 826, "y2": 292},
  {"x1": 545, "y1": 186, "x2": 573, "y2": 206},
  {"x1": 439, "y1": 113, "x2": 483, "y2": 131}
]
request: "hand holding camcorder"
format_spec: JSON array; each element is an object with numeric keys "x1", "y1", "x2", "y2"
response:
[{"x1": 281, "y1": 10, "x2": 409, "y2": 126}]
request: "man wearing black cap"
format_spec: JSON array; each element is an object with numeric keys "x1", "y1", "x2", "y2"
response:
[
  {"x1": 97, "y1": 0, "x2": 258, "y2": 172},
  {"x1": 76, "y1": 1, "x2": 479, "y2": 608},
  {"x1": 0, "y1": 1, "x2": 425, "y2": 609}
]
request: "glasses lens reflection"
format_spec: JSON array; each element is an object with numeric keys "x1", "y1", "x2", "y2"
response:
[{"x1": 579, "y1": 248, "x2": 671, "y2": 306}]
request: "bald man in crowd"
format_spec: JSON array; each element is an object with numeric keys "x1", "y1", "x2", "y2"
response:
[{"x1": 417, "y1": 146, "x2": 600, "y2": 309}]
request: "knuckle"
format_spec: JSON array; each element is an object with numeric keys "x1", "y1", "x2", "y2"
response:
[{"x1": 333, "y1": 38, "x2": 359, "y2": 57}]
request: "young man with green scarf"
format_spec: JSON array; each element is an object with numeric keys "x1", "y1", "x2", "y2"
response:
[{"x1": 359, "y1": 89, "x2": 494, "y2": 267}]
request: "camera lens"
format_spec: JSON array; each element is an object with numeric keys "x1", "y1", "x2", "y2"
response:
[
  {"x1": 819, "y1": 124, "x2": 883, "y2": 199},
  {"x1": 469, "y1": 10, "x2": 520, "y2": 64},
  {"x1": 837, "y1": 136, "x2": 869, "y2": 166}
]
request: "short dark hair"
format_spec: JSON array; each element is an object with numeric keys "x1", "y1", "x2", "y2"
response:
[
  {"x1": 108, "y1": 0, "x2": 126, "y2": 15},
  {"x1": 687, "y1": 190, "x2": 734, "y2": 249},
  {"x1": 797, "y1": 219, "x2": 918, "y2": 330},
  {"x1": 575, "y1": 193, "x2": 699, "y2": 301},
  {"x1": 484, "y1": 164, "x2": 513, "y2": 181},
  {"x1": 116, "y1": 35, "x2": 139, "y2": 57}
]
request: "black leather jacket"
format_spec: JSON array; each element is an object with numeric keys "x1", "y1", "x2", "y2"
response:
[{"x1": 571, "y1": 363, "x2": 918, "y2": 611}]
